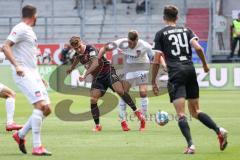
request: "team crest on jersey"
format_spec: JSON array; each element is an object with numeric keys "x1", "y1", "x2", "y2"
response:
[
  {"x1": 136, "y1": 50, "x2": 141, "y2": 57},
  {"x1": 35, "y1": 91, "x2": 41, "y2": 97}
]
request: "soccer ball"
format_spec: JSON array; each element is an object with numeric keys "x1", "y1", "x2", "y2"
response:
[{"x1": 155, "y1": 111, "x2": 169, "y2": 126}]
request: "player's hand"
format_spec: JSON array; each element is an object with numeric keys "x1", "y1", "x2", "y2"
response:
[
  {"x1": 42, "y1": 79, "x2": 48, "y2": 88},
  {"x1": 15, "y1": 65, "x2": 24, "y2": 77},
  {"x1": 162, "y1": 65, "x2": 168, "y2": 72},
  {"x1": 152, "y1": 82, "x2": 159, "y2": 96},
  {"x1": 79, "y1": 75, "x2": 86, "y2": 82},
  {"x1": 98, "y1": 52, "x2": 103, "y2": 59},
  {"x1": 66, "y1": 68, "x2": 73, "y2": 74},
  {"x1": 203, "y1": 64, "x2": 209, "y2": 73}
]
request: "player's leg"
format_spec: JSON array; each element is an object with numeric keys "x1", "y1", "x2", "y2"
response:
[
  {"x1": 188, "y1": 99, "x2": 220, "y2": 133},
  {"x1": 136, "y1": 72, "x2": 149, "y2": 119},
  {"x1": 186, "y1": 69, "x2": 228, "y2": 151},
  {"x1": 31, "y1": 100, "x2": 52, "y2": 156},
  {"x1": 168, "y1": 80, "x2": 194, "y2": 154},
  {"x1": 31, "y1": 74, "x2": 52, "y2": 156},
  {"x1": 12, "y1": 72, "x2": 51, "y2": 155},
  {"x1": 138, "y1": 84, "x2": 148, "y2": 119},
  {"x1": 0, "y1": 84, "x2": 22, "y2": 131},
  {"x1": 112, "y1": 80, "x2": 136, "y2": 111},
  {"x1": 90, "y1": 88, "x2": 102, "y2": 132},
  {"x1": 111, "y1": 80, "x2": 145, "y2": 131},
  {"x1": 173, "y1": 98, "x2": 194, "y2": 154},
  {"x1": 230, "y1": 38, "x2": 238, "y2": 58},
  {"x1": 118, "y1": 80, "x2": 131, "y2": 131},
  {"x1": 188, "y1": 99, "x2": 228, "y2": 151}
]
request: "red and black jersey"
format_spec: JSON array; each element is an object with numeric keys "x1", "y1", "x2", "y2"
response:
[{"x1": 75, "y1": 44, "x2": 111, "y2": 77}]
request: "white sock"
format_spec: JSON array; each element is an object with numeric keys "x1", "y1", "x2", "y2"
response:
[
  {"x1": 119, "y1": 99, "x2": 127, "y2": 122},
  {"x1": 31, "y1": 109, "x2": 44, "y2": 148},
  {"x1": 5, "y1": 97, "x2": 15, "y2": 124},
  {"x1": 18, "y1": 116, "x2": 32, "y2": 139},
  {"x1": 140, "y1": 97, "x2": 148, "y2": 118}
]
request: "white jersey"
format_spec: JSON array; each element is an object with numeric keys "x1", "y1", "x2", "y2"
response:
[
  {"x1": 114, "y1": 38, "x2": 154, "y2": 64},
  {"x1": 7, "y1": 22, "x2": 50, "y2": 105},
  {"x1": 7, "y1": 22, "x2": 38, "y2": 70}
]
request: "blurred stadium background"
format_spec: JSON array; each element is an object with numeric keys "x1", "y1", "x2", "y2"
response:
[
  {"x1": 0, "y1": 1, "x2": 240, "y2": 160},
  {"x1": 0, "y1": 0, "x2": 239, "y2": 62},
  {"x1": 0, "y1": 0, "x2": 240, "y2": 62},
  {"x1": 0, "y1": 0, "x2": 240, "y2": 91}
]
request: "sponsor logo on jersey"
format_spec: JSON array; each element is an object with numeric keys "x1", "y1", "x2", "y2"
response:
[{"x1": 35, "y1": 91, "x2": 41, "y2": 97}]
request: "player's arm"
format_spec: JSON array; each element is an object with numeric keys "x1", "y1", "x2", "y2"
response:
[
  {"x1": 151, "y1": 52, "x2": 163, "y2": 96},
  {"x1": 152, "y1": 31, "x2": 166, "y2": 95},
  {"x1": 191, "y1": 39, "x2": 209, "y2": 73},
  {"x1": 98, "y1": 45, "x2": 108, "y2": 59},
  {"x1": 98, "y1": 42, "x2": 117, "y2": 59},
  {"x1": 83, "y1": 57, "x2": 99, "y2": 78},
  {"x1": 2, "y1": 40, "x2": 17, "y2": 67},
  {"x1": 67, "y1": 56, "x2": 80, "y2": 74},
  {"x1": 2, "y1": 40, "x2": 24, "y2": 76}
]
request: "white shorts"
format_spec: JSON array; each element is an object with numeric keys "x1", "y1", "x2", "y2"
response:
[
  {"x1": 125, "y1": 71, "x2": 149, "y2": 86},
  {"x1": 0, "y1": 82, "x2": 5, "y2": 93},
  {"x1": 13, "y1": 69, "x2": 50, "y2": 105}
]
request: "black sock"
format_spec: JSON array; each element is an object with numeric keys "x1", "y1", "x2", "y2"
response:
[
  {"x1": 197, "y1": 112, "x2": 220, "y2": 134},
  {"x1": 121, "y1": 92, "x2": 137, "y2": 111},
  {"x1": 91, "y1": 103, "x2": 100, "y2": 125},
  {"x1": 178, "y1": 116, "x2": 193, "y2": 147}
]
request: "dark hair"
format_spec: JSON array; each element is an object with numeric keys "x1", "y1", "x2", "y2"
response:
[
  {"x1": 128, "y1": 30, "x2": 139, "y2": 41},
  {"x1": 22, "y1": 5, "x2": 37, "y2": 18},
  {"x1": 163, "y1": 5, "x2": 178, "y2": 21}
]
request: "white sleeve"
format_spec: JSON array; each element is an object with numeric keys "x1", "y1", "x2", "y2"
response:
[
  {"x1": 114, "y1": 38, "x2": 127, "y2": 48},
  {"x1": 7, "y1": 26, "x2": 23, "y2": 43},
  {"x1": 143, "y1": 41, "x2": 155, "y2": 61}
]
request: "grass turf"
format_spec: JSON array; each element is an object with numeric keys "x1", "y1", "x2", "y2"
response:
[{"x1": 0, "y1": 90, "x2": 239, "y2": 160}]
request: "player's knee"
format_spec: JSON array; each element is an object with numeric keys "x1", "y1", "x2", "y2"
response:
[
  {"x1": 177, "y1": 113, "x2": 185, "y2": 118},
  {"x1": 190, "y1": 111, "x2": 198, "y2": 119},
  {"x1": 139, "y1": 91, "x2": 147, "y2": 98},
  {"x1": 116, "y1": 90, "x2": 125, "y2": 97},
  {"x1": 90, "y1": 97, "x2": 99, "y2": 104},
  {"x1": 43, "y1": 105, "x2": 51, "y2": 117},
  {"x1": 195, "y1": 110, "x2": 201, "y2": 119},
  {"x1": 190, "y1": 110, "x2": 201, "y2": 119},
  {"x1": 9, "y1": 91, "x2": 16, "y2": 99}
]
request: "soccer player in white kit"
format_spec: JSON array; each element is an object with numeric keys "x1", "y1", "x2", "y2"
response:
[
  {"x1": 99, "y1": 30, "x2": 154, "y2": 131},
  {"x1": 2, "y1": 5, "x2": 52, "y2": 156},
  {"x1": 0, "y1": 81, "x2": 22, "y2": 131}
]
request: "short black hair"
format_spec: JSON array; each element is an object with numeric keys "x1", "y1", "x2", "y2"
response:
[
  {"x1": 22, "y1": 5, "x2": 37, "y2": 18},
  {"x1": 163, "y1": 5, "x2": 178, "y2": 21}
]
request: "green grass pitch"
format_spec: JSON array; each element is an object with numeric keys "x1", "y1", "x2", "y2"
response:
[{"x1": 0, "y1": 90, "x2": 239, "y2": 160}]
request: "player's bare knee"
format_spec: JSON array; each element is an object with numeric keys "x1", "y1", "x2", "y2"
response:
[
  {"x1": 90, "y1": 97, "x2": 98, "y2": 104},
  {"x1": 43, "y1": 105, "x2": 51, "y2": 117},
  {"x1": 178, "y1": 113, "x2": 185, "y2": 118},
  {"x1": 139, "y1": 91, "x2": 147, "y2": 98},
  {"x1": 9, "y1": 91, "x2": 16, "y2": 99},
  {"x1": 116, "y1": 90, "x2": 125, "y2": 97},
  {"x1": 190, "y1": 111, "x2": 198, "y2": 119}
]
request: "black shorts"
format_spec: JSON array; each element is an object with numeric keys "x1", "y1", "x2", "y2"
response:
[
  {"x1": 167, "y1": 65, "x2": 199, "y2": 103},
  {"x1": 91, "y1": 67, "x2": 120, "y2": 96}
]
